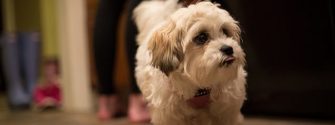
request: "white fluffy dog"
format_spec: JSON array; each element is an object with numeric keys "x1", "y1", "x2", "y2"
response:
[{"x1": 134, "y1": 0, "x2": 246, "y2": 125}]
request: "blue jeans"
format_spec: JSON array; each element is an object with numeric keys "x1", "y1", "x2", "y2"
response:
[{"x1": 1, "y1": 32, "x2": 40, "y2": 106}]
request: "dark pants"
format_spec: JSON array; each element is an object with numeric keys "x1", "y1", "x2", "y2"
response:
[{"x1": 93, "y1": 0, "x2": 142, "y2": 95}]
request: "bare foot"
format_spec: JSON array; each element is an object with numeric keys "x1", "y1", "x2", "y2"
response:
[
  {"x1": 97, "y1": 96, "x2": 110, "y2": 121},
  {"x1": 97, "y1": 95, "x2": 119, "y2": 121},
  {"x1": 128, "y1": 94, "x2": 150, "y2": 123}
]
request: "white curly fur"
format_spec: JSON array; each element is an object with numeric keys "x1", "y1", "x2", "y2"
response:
[{"x1": 134, "y1": 1, "x2": 247, "y2": 125}]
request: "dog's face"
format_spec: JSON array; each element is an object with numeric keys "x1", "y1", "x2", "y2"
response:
[{"x1": 149, "y1": 2, "x2": 245, "y2": 86}]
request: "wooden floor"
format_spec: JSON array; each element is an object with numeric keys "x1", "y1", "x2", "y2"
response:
[
  {"x1": 0, "y1": 110, "x2": 334, "y2": 125},
  {"x1": 1, "y1": 94, "x2": 334, "y2": 125}
]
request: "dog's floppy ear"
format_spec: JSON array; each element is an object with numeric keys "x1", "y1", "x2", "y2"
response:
[
  {"x1": 231, "y1": 23, "x2": 241, "y2": 42},
  {"x1": 148, "y1": 20, "x2": 184, "y2": 75}
]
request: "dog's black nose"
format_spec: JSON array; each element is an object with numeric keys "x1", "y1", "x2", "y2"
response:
[{"x1": 220, "y1": 45, "x2": 234, "y2": 55}]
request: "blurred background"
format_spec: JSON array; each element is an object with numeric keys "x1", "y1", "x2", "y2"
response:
[{"x1": 0, "y1": 0, "x2": 334, "y2": 124}]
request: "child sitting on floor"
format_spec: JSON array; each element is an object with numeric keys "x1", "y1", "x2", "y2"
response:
[{"x1": 33, "y1": 59, "x2": 61, "y2": 109}]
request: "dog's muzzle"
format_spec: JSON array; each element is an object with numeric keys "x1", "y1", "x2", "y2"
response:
[
  {"x1": 219, "y1": 45, "x2": 236, "y2": 67},
  {"x1": 220, "y1": 56, "x2": 235, "y2": 67},
  {"x1": 195, "y1": 88, "x2": 211, "y2": 97},
  {"x1": 187, "y1": 88, "x2": 211, "y2": 109}
]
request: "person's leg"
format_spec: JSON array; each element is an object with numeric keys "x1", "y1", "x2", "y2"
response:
[
  {"x1": 18, "y1": 32, "x2": 40, "y2": 102},
  {"x1": 1, "y1": 33, "x2": 30, "y2": 108},
  {"x1": 0, "y1": 44, "x2": 6, "y2": 92},
  {"x1": 125, "y1": 0, "x2": 150, "y2": 123},
  {"x1": 93, "y1": 0, "x2": 126, "y2": 120},
  {"x1": 125, "y1": 0, "x2": 142, "y2": 95}
]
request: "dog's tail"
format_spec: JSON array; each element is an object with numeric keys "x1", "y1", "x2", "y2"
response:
[{"x1": 133, "y1": 0, "x2": 181, "y2": 45}]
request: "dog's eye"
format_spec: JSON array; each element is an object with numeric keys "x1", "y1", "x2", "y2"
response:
[
  {"x1": 222, "y1": 28, "x2": 230, "y2": 37},
  {"x1": 194, "y1": 32, "x2": 209, "y2": 45}
]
